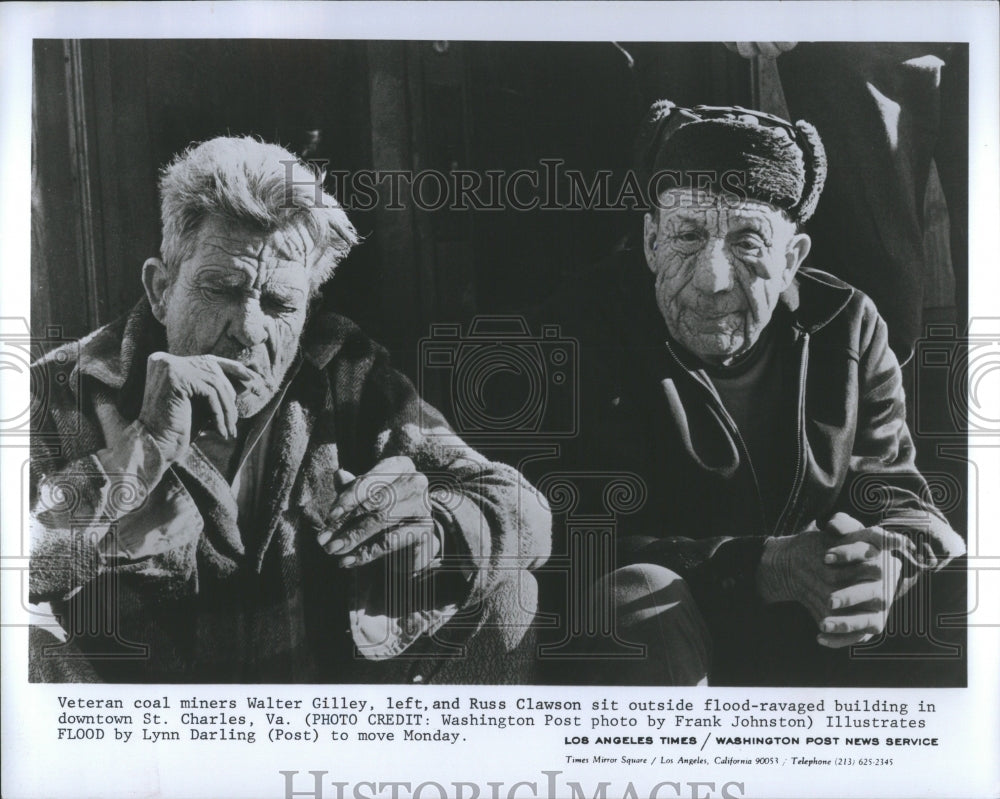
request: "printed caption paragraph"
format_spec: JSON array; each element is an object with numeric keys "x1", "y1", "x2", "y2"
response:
[{"x1": 52, "y1": 692, "x2": 941, "y2": 763}]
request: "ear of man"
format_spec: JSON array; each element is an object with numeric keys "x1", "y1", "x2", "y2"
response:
[
  {"x1": 142, "y1": 257, "x2": 174, "y2": 324},
  {"x1": 782, "y1": 232, "x2": 811, "y2": 289}
]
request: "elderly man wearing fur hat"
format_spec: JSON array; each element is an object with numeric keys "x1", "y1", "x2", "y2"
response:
[
  {"x1": 28, "y1": 136, "x2": 551, "y2": 683},
  {"x1": 538, "y1": 102, "x2": 965, "y2": 686}
]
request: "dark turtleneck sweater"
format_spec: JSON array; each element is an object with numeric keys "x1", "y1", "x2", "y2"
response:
[{"x1": 702, "y1": 323, "x2": 799, "y2": 533}]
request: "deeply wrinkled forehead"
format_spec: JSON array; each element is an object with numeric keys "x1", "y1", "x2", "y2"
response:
[
  {"x1": 184, "y1": 216, "x2": 319, "y2": 281},
  {"x1": 652, "y1": 189, "x2": 791, "y2": 232}
]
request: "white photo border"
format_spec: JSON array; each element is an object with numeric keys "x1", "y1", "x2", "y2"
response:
[{"x1": 2, "y1": 3, "x2": 998, "y2": 798}]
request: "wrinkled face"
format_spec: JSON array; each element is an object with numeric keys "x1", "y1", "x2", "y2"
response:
[
  {"x1": 644, "y1": 189, "x2": 810, "y2": 366},
  {"x1": 156, "y1": 217, "x2": 314, "y2": 417}
]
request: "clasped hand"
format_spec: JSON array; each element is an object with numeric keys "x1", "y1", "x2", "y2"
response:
[{"x1": 759, "y1": 512, "x2": 904, "y2": 648}]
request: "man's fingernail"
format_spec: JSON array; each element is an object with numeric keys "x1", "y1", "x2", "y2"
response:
[
  {"x1": 821, "y1": 621, "x2": 836, "y2": 633},
  {"x1": 824, "y1": 553, "x2": 836, "y2": 564},
  {"x1": 317, "y1": 531, "x2": 332, "y2": 546},
  {"x1": 339, "y1": 555, "x2": 357, "y2": 567},
  {"x1": 830, "y1": 597, "x2": 841, "y2": 610},
  {"x1": 327, "y1": 537, "x2": 348, "y2": 554}
]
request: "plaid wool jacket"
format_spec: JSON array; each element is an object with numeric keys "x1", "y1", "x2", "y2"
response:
[{"x1": 29, "y1": 300, "x2": 551, "y2": 683}]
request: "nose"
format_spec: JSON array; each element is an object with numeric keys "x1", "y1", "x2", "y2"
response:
[
  {"x1": 691, "y1": 239, "x2": 735, "y2": 294},
  {"x1": 228, "y1": 295, "x2": 268, "y2": 348}
]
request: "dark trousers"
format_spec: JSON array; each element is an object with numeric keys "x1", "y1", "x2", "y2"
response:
[
  {"x1": 537, "y1": 558, "x2": 966, "y2": 687},
  {"x1": 536, "y1": 564, "x2": 712, "y2": 686},
  {"x1": 710, "y1": 557, "x2": 967, "y2": 688}
]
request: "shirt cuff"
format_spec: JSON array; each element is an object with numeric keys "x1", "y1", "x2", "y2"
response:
[{"x1": 429, "y1": 489, "x2": 481, "y2": 583}]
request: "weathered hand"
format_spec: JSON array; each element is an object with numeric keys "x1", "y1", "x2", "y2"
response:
[
  {"x1": 138, "y1": 352, "x2": 254, "y2": 463},
  {"x1": 758, "y1": 512, "x2": 902, "y2": 648},
  {"x1": 815, "y1": 513, "x2": 904, "y2": 648},
  {"x1": 316, "y1": 456, "x2": 442, "y2": 574},
  {"x1": 758, "y1": 523, "x2": 838, "y2": 620},
  {"x1": 723, "y1": 41, "x2": 798, "y2": 59}
]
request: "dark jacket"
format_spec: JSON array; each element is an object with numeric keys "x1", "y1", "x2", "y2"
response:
[
  {"x1": 535, "y1": 248, "x2": 964, "y2": 654},
  {"x1": 29, "y1": 300, "x2": 551, "y2": 683}
]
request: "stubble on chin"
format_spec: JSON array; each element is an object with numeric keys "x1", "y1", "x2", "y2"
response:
[
  {"x1": 672, "y1": 307, "x2": 751, "y2": 363},
  {"x1": 233, "y1": 369, "x2": 281, "y2": 418}
]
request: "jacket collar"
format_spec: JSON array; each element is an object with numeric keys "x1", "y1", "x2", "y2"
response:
[
  {"x1": 782, "y1": 266, "x2": 855, "y2": 334},
  {"x1": 73, "y1": 300, "x2": 157, "y2": 391},
  {"x1": 72, "y1": 300, "x2": 165, "y2": 421},
  {"x1": 73, "y1": 298, "x2": 330, "y2": 568}
]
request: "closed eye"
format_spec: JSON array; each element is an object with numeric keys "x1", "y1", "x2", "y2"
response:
[
  {"x1": 675, "y1": 231, "x2": 704, "y2": 243},
  {"x1": 667, "y1": 229, "x2": 707, "y2": 255},
  {"x1": 200, "y1": 285, "x2": 237, "y2": 303},
  {"x1": 261, "y1": 295, "x2": 301, "y2": 315},
  {"x1": 731, "y1": 233, "x2": 767, "y2": 258}
]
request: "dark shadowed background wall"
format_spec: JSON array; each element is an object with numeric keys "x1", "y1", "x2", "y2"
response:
[{"x1": 31, "y1": 40, "x2": 752, "y2": 362}]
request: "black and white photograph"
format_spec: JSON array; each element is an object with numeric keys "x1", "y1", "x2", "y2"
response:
[{"x1": 2, "y1": 3, "x2": 998, "y2": 798}]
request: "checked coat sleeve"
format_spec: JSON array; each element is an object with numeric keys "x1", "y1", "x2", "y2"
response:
[{"x1": 317, "y1": 320, "x2": 552, "y2": 659}]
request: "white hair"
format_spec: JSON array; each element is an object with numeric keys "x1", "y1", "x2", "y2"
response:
[{"x1": 158, "y1": 136, "x2": 359, "y2": 293}]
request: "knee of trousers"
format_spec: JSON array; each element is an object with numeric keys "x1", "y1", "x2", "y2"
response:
[
  {"x1": 596, "y1": 564, "x2": 694, "y2": 622},
  {"x1": 597, "y1": 564, "x2": 712, "y2": 680}
]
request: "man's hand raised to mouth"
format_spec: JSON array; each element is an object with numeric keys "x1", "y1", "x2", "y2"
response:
[{"x1": 138, "y1": 352, "x2": 256, "y2": 463}]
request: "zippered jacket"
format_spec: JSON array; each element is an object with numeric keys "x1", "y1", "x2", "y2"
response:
[{"x1": 534, "y1": 248, "x2": 965, "y2": 647}]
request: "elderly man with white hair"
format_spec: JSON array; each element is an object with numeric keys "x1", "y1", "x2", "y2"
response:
[{"x1": 29, "y1": 136, "x2": 550, "y2": 683}]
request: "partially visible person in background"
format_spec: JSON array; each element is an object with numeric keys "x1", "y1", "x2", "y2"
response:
[{"x1": 724, "y1": 42, "x2": 968, "y2": 363}]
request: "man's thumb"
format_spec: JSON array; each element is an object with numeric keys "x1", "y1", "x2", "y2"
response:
[
  {"x1": 333, "y1": 468, "x2": 357, "y2": 491},
  {"x1": 825, "y1": 512, "x2": 866, "y2": 536}
]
